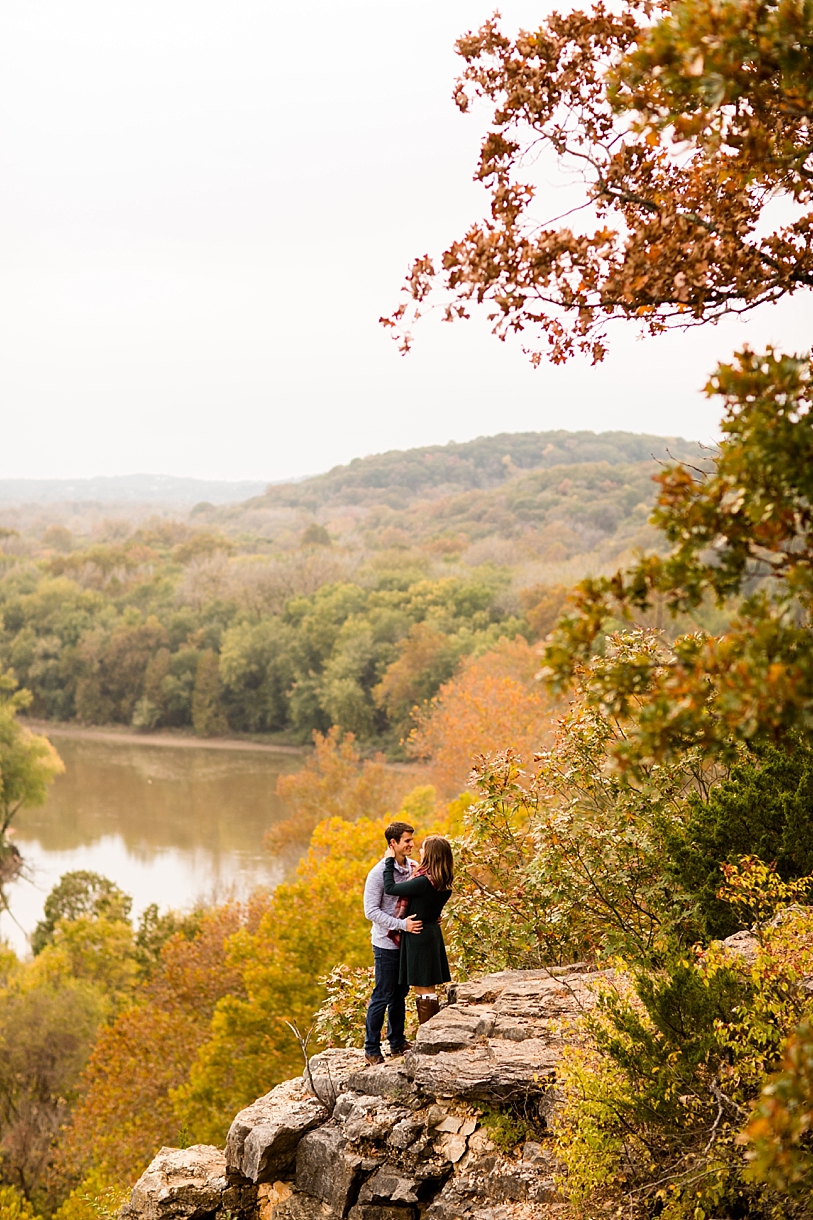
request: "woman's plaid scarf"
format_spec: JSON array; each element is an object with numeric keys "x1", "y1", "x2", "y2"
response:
[{"x1": 387, "y1": 864, "x2": 431, "y2": 948}]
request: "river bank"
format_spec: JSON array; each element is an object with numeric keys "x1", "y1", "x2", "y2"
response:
[
  {"x1": 21, "y1": 719, "x2": 307, "y2": 756},
  {"x1": 20, "y1": 719, "x2": 426, "y2": 772}
]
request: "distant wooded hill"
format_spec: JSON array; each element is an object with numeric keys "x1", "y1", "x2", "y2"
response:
[
  {"x1": 250, "y1": 429, "x2": 706, "y2": 510},
  {"x1": 0, "y1": 473, "x2": 267, "y2": 506},
  {"x1": 200, "y1": 429, "x2": 709, "y2": 571},
  {"x1": 0, "y1": 428, "x2": 714, "y2": 748},
  {"x1": 0, "y1": 430, "x2": 711, "y2": 572}
]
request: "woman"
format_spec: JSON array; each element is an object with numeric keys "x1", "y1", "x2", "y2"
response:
[{"x1": 383, "y1": 835, "x2": 453, "y2": 1025}]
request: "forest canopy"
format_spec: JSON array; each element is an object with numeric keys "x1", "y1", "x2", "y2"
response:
[{"x1": 0, "y1": 429, "x2": 703, "y2": 750}]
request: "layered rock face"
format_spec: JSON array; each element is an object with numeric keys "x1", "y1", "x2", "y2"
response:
[{"x1": 122, "y1": 965, "x2": 605, "y2": 1220}]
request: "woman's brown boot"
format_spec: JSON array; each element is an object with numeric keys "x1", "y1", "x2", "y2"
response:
[{"x1": 416, "y1": 995, "x2": 440, "y2": 1025}]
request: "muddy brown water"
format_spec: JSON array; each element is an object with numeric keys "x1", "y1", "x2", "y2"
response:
[{"x1": 0, "y1": 732, "x2": 304, "y2": 957}]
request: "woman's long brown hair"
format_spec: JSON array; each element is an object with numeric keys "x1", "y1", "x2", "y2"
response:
[{"x1": 421, "y1": 835, "x2": 454, "y2": 892}]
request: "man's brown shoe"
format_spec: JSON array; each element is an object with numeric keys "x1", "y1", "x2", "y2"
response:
[
  {"x1": 388, "y1": 1041, "x2": 412, "y2": 1059},
  {"x1": 365, "y1": 1052, "x2": 385, "y2": 1066}
]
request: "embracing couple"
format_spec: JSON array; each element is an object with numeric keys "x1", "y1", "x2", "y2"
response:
[{"x1": 362, "y1": 819, "x2": 454, "y2": 1066}]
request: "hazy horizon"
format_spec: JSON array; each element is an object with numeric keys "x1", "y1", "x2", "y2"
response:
[
  {"x1": 2, "y1": 1, "x2": 811, "y2": 483},
  {"x1": 0, "y1": 423, "x2": 703, "y2": 494}
]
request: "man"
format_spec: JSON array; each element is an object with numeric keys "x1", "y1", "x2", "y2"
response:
[{"x1": 363, "y1": 820, "x2": 422, "y2": 1065}]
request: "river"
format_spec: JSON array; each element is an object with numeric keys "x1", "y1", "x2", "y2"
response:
[{"x1": 0, "y1": 731, "x2": 303, "y2": 957}]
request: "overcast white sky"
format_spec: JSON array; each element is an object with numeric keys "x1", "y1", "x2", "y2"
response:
[{"x1": 1, "y1": 0, "x2": 810, "y2": 482}]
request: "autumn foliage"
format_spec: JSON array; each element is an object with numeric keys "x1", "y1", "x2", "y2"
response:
[
  {"x1": 269, "y1": 727, "x2": 423, "y2": 846},
  {"x1": 8, "y1": 0, "x2": 813, "y2": 1215},
  {"x1": 543, "y1": 349, "x2": 813, "y2": 772},
  {"x1": 53, "y1": 903, "x2": 266, "y2": 1195},
  {"x1": 408, "y1": 636, "x2": 558, "y2": 796},
  {"x1": 386, "y1": 0, "x2": 813, "y2": 364}
]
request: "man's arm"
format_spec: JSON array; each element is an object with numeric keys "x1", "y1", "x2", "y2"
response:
[{"x1": 363, "y1": 866, "x2": 407, "y2": 933}]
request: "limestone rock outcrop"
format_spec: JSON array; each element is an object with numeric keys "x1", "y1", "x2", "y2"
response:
[
  {"x1": 122, "y1": 965, "x2": 606, "y2": 1220},
  {"x1": 406, "y1": 965, "x2": 602, "y2": 1110},
  {"x1": 120, "y1": 1145, "x2": 257, "y2": 1220},
  {"x1": 227, "y1": 1078, "x2": 328, "y2": 1183}
]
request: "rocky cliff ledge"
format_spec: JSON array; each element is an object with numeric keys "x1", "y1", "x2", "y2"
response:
[{"x1": 121, "y1": 964, "x2": 605, "y2": 1220}]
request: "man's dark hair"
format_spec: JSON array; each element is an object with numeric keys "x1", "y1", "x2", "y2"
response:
[{"x1": 384, "y1": 821, "x2": 414, "y2": 847}]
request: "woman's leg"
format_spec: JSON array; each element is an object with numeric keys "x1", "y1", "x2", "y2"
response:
[{"x1": 414, "y1": 986, "x2": 440, "y2": 1025}]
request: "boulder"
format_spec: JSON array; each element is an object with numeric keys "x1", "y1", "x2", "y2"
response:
[
  {"x1": 719, "y1": 907, "x2": 813, "y2": 970},
  {"x1": 424, "y1": 1134, "x2": 559, "y2": 1219},
  {"x1": 413, "y1": 1007, "x2": 495, "y2": 1054},
  {"x1": 274, "y1": 1196, "x2": 334, "y2": 1219},
  {"x1": 227, "y1": 1078, "x2": 327, "y2": 1183},
  {"x1": 333, "y1": 1093, "x2": 380, "y2": 1121},
  {"x1": 386, "y1": 1118, "x2": 424, "y2": 1151},
  {"x1": 407, "y1": 1039, "x2": 561, "y2": 1103},
  {"x1": 720, "y1": 929, "x2": 759, "y2": 965},
  {"x1": 332, "y1": 1095, "x2": 410, "y2": 1145},
  {"x1": 356, "y1": 1165, "x2": 421, "y2": 1207},
  {"x1": 433, "y1": 1132, "x2": 468, "y2": 1163},
  {"x1": 453, "y1": 1146, "x2": 559, "y2": 1205},
  {"x1": 447, "y1": 964, "x2": 588, "y2": 1007},
  {"x1": 406, "y1": 967, "x2": 607, "y2": 1105},
  {"x1": 295, "y1": 1126, "x2": 364, "y2": 1214},
  {"x1": 257, "y1": 1181, "x2": 294, "y2": 1220},
  {"x1": 434, "y1": 1115, "x2": 477, "y2": 1136},
  {"x1": 120, "y1": 1145, "x2": 255, "y2": 1220},
  {"x1": 304, "y1": 1049, "x2": 368, "y2": 1106},
  {"x1": 423, "y1": 1184, "x2": 546, "y2": 1220},
  {"x1": 342, "y1": 1062, "x2": 411, "y2": 1101}
]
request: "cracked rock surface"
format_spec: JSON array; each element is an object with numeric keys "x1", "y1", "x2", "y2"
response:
[
  {"x1": 121, "y1": 966, "x2": 604, "y2": 1220},
  {"x1": 120, "y1": 1145, "x2": 258, "y2": 1220},
  {"x1": 227, "y1": 1078, "x2": 328, "y2": 1183}
]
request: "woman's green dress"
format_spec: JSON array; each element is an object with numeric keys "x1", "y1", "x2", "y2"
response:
[{"x1": 383, "y1": 857, "x2": 451, "y2": 986}]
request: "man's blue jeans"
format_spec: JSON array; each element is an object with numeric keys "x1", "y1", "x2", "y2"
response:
[{"x1": 364, "y1": 945, "x2": 410, "y2": 1055}]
